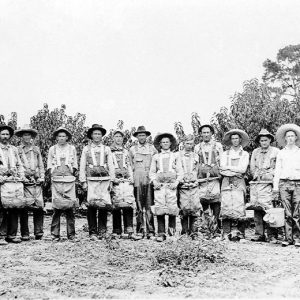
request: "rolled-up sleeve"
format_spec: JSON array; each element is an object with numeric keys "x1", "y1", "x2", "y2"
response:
[
  {"x1": 106, "y1": 148, "x2": 115, "y2": 180},
  {"x1": 273, "y1": 151, "x2": 282, "y2": 191},
  {"x1": 149, "y1": 154, "x2": 158, "y2": 182},
  {"x1": 79, "y1": 146, "x2": 88, "y2": 183},
  {"x1": 47, "y1": 146, "x2": 54, "y2": 171},
  {"x1": 37, "y1": 148, "x2": 45, "y2": 180}
]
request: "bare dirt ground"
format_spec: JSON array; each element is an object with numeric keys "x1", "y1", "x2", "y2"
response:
[{"x1": 0, "y1": 215, "x2": 300, "y2": 299}]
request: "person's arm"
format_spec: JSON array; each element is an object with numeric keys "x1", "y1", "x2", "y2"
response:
[
  {"x1": 250, "y1": 149, "x2": 258, "y2": 178},
  {"x1": 217, "y1": 142, "x2": 223, "y2": 155},
  {"x1": 106, "y1": 147, "x2": 116, "y2": 181},
  {"x1": 125, "y1": 150, "x2": 134, "y2": 182},
  {"x1": 15, "y1": 148, "x2": 25, "y2": 178},
  {"x1": 149, "y1": 154, "x2": 158, "y2": 183},
  {"x1": 273, "y1": 151, "x2": 282, "y2": 191},
  {"x1": 175, "y1": 153, "x2": 184, "y2": 184},
  {"x1": 128, "y1": 147, "x2": 135, "y2": 172},
  {"x1": 79, "y1": 147, "x2": 87, "y2": 183},
  {"x1": 47, "y1": 147, "x2": 54, "y2": 172},
  {"x1": 37, "y1": 148, "x2": 45, "y2": 181},
  {"x1": 72, "y1": 146, "x2": 78, "y2": 171},
  {"x1": 228, "y1": 152, "x2": 249, "y2": 174}
]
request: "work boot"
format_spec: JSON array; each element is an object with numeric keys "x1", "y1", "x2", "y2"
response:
[
  {"x1": 155, "y1": 234, "x2": 166, "y2": 242},
  {"x1": 282, "y1": 241, "x2": 293, "y2": 247},
  {"x1": 294, "y1": 239, "x2": 300, "y2": 247},
  {"x1": 35, "y1": 235, "x2": 43, "y2": 240},
  {"x1": 7, "y1": 237, "x2": 22, "y2": 244},
  {"x1": 52, "y1": 236, "x2": 60, "y2": 242},
  {"x1": 268, "y1": 237, "x2": 278, "y2": 244},
  {"x1": 0, "y1": 239, "x2": 8, "y2": 246},
  {"x1": 111, "y1": 233, "x2": 121, "y2": 240},
  {"x1": 21, "y1": 236, "x2": 30, "y2": 241},
  {"x1": 251, "y1": 235, "x2": 265, "y2": 242},
  {"x1": 146, "y1": 233, "x2": 156, "y2": 240},
  {"x1": 90, "y1": 235, "x2": 98, "y2": 241}
]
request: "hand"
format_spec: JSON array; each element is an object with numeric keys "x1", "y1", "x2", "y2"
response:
[
  {"x1": 128, "y1": 178, "x2": 134, "y2": 185},
  {"x1": 36, "y1": 178, "x2": 44, "y2": 184},
  {"x1": 82, "y1": 182, "x2": 88, "y2": 190},
  {"x1": 114, "y1": 178, "x2": 120, "y2": 184},
  {"x1": 272, "y1": 190, "x2": 279, "y2": 201},
  {"x1": 153, "y1": 181, "x2": 161, "y2": 190},
  {"x1": 169, "y1": 182, "x2": 178, "y2": 190},
  {"x1": 0, "y1": 176, "x2": 5, "y2": 184}
]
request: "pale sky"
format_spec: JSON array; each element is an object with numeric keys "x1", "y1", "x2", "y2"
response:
[{"x1": 1, "y1": 0, "x2": 300, "y2": 136}]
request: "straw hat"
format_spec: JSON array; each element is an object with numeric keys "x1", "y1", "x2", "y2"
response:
[
  {"x1": 223, "y1": 129, "x2": 250, "y2": 148},
  {"x1": 0, "y1": 125, "x2": 14, "y2": 137},
  {"x1": 255, "y1": 128, "x2": 275, "y2": 144},
  {"x1": 275, "y1": 124, "x2": 300, "y2": 147},
  {"x1": 15, "y1": 124, "x2": 38, "y2": 138},
  {"x1": 87, "y1": 124, "x2": 107, "y2": 139},
  {"x1": 154, "y1": 132, "x2": 177, "y2": 151},
  {"x1": 133, "y1": 126, "x2": 151, "y2": 137},
  {"x1": 53, "y1": 127, "x2": 72, "y2": 140}
]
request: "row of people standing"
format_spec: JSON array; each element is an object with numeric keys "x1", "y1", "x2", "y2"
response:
[{"x1": 0, "y1": 122, "x2": 299, "y2": 246}]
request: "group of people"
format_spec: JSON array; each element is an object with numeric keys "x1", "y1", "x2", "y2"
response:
[{"x1": 0, "y1": 121, "x2": 300, "y2": 247}]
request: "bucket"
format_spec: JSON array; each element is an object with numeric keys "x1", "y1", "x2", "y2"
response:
[{"x1": 263, "y1": 207, "x2": 285, "y2": 228}]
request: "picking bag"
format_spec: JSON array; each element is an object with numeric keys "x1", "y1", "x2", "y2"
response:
[
  {"x1": 1, "y1": 180, "x2": 25, "y2": 209},
  {"x1": 87, "y1": 176, "x2": 112, "y2": 209}
]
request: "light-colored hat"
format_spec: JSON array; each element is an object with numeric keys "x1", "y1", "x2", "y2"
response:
[
  {"x1": 276, "y1": 124, "x2": 300, "y2": 147},
  {"x1": 223, "y1": 129, "x2": 250, "y2": 148},
  {"x1": 255, "y1": 129, "x2": 275, "y2": 143},
  {"x1": 154, "y1": 132, "x2": 177, "y2": 151},
  {"x1": 53, "y1": 127, "x2": 72, "y2": 140},
  {"x1": 15, "y1": 124, "x2": 38, "y2": 138}
]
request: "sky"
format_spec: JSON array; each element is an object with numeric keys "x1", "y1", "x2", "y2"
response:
[{"x1": 1, "y1": 0, "x2": 300, "y2": 136}]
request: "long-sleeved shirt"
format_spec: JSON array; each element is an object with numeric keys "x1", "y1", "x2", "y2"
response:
[
  {"x1": 149, "y1": 150, "x2": 184, "y2": 183},
  {"x1": 47, "y1": 144, "x2": 78, "y2": 173},
  {"x1": 195, "y1": 141, "x2": 223, "y2": 157},
  {"x1": 18, "y1": 144, "x2": 45, "y2": 180},
  {"x1": 273, "y1": 146, "x2": 300, "y2": 190},
  {"x1": 250, "y1": 146, "x2": 279, "y2": 181},
  {"x1": 0, "y1": 143, "x2": 24, "y2": 178},
  {"x1": 179, "y1": 150, "x2": 199, "y2": 182},
  {"x1": 220, "y1": 146, "x2": 249, "y2": 177},
  {"x1": 79, "y1": 142, "x2": 115, "y2": 182}
]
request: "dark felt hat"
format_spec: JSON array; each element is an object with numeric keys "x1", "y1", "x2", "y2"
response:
[
  {"x1": 0, "y1": 125, "x2": 14, "y2": 137},
  {"x1": 87, "y1": 124, "x2": 107, "y2": 139},
  {"x1": 133, "y1": 126, "x2": 151, "y2": 137}
]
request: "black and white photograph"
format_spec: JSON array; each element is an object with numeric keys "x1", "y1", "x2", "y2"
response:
[{"x1": 0, "y1": 0, "x2": 300, "y2": 299}]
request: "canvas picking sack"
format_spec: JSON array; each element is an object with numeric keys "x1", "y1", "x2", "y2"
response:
[
  {"x1": 1, "y1": 180, "x2": 25, "y2": 209},
  {"x1": 87, "y1": 176, "x2": 112, "y2": 209}
]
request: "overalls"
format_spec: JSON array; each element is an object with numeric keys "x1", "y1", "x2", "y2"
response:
[{"x1": 132, "y1": 145, "x2": 155, "y2": 236}]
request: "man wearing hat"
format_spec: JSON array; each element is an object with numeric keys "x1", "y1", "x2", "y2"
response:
[
  {"x1": 129, "y1": 126, "x2": 157, "y2": 239},
  {"x1": 79, "y1": 124, "x2": 115, "y2": 240},
  {"x1": 274, "y1": 124, "x2": 300, "y2": 247},
  {"x1": 15, "y1": 125, "x2": 45, "y2": 241},
  {"x1": 47, "y1": 127, "x2": 78, "y2": 241},
  {"x1": 110, "y1": 130, "x2": 139, "y2": 239},
  {"x1": 178, "y1": 134, "x2": 202, "y2": 236},
  {"x1": 220, "y1": 129, "x2": 250, "y2": 240},
  {"x1": 0, "y1": 125, "x2": 25, "y2": 244},
  {"x1": 150, "y1": 133, "x2": 183, "y2": 242},
  {"x1": 195, "y1": 124, "x2": 223, "y2": 229},
  {"x1": 249, "y1": 129, "x2": 279, "y2": 243}
]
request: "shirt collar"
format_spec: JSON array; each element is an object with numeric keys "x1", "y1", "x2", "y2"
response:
[
  {"x1": 230, "y1": 146, "x2": 243, "y2": 152},
  {"x1": 110, "y1": 143, "x2": 123, "y2": 151},
  {"x1": 91, "y1": 142, "x2": 103, "y2": 148},
  {"x1": 138, "y1": 143, "x2": 148, "y2": 148},
  {"x1": 259, "y1": 147, "x2": 270, "y2": 154},
  {"x1": 161, "y1": 149, "x2": 171, "y2": 154},
  {"x1": 202, "y1": 141, "x2": 212, "y2": 146},
  {"x1": 0, "y1": 143, "x2": 11, "y2": 150}
]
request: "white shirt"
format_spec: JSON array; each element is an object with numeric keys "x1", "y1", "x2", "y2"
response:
[
  {"x1": 273, "y1": 146, "x2": 300, "y2": 190},
  {"x1": 194, "y1": 141, "x2": 223, "y2": 155}
]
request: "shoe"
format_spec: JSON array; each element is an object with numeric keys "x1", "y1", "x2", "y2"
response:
[
  {"x1": 282, "y1": 241, "x2": 292, "y2": 247},
  {"x1": 147, "y1": 233, "x2": 156, "y2": 240},
  {"x1": 268, "y1": 237, "x2": 278, "y2": 244},
  {"x1": 294, "y1": 240, "x2": 300, "y2": 247},
  {"x1": 130, "y1": 233, "x2": 143, "y2": 241},
  {"x1": 21, "y1": 236, "x2": 30, "y2": 241},
  {"x1": 120, "y1": 233, "x2": 129, "y2": 239},
  {"x1": 112, "y1": 233, "x2": 121, "y2": 239},
  {"x1": 90, "y1": 235, "x2": 98, "y2": 241},
  {"x1": 0, "y1": 239, "x2": 8, "y2": 246},
  {"x1": 52, "y1": 237, "x2": 60, "y2": 242},
  {"x1": 68, "y1": 235, "x2": 76, "y2": 241},
  {"x1": 7, "y1": 237, "x2": 22, "y2": 244},
  {"x1": 251, "y1": 235, "x2": 266, "y2": 242},
  {"x1": 35, "y1": 235, "x2": 43, "y2": 240}
]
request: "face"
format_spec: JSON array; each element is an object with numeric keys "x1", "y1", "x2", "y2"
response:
[
  {"x1": 0, "y1": 129, "x2": 11, "y2": 144},
  {"x1": 137, "y1": 133, "x2": 147, "y2": 144},
  {"x1": 285, "y1": 130, "x2": 297, "y2": 145},
  {"x1": 231, "y1": 134, "x2": 241, "y2": 147},
  {"x1": 259, "y1": 136, "x2": 271, "y2": 149},
  {"x1": 56, "y1": 132, "x2": 68, "y2": 144},
  {"x1": 201, "y1": 127, "x2": 213, "y2": 142},
  {"x1": 114, "y1": 133, "x2": 124, "y2": 145},
  {"x1": 91, "y1": 130, "x2": 103, "y2": 143},
  {"x1": 22, "y1": 132, "x2": 33, "y2": 144},
  {"x1": 184, "y1": 140, "x2": 194, "y2": 152},
  {"x1": 160, "y1": 137, "x2": 171, "y2": 150}
]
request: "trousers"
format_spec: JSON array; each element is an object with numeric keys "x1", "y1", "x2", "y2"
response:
[
  {"x1": 87, "y1": 207, "x2": 108, "y2": 236},
  {"x1": 51, "y1": 208, "x2": 75, "y2": 238},
  {"x1": 112, "y1": 208, "x2": 134, "y2": 234}
]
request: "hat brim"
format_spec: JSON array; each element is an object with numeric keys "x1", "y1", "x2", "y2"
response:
[
  {"x1": 53, "y1": 129, "x2": 72, "y2": 140},
  {"x1": 198, "y1": 124, "x2": 215, "y2": 135},
  {"x1": 255, "y1": 134, "x2": 275, "y2": 144},
  {"x1": 15, "y1": 129, "x2": 38, "y2": 138},
  {"x1": 276, "y1": 124, "x2": 300, "y2": 147},
  {"x1": 113, "y1": 130, "x2": 124, "y2": 137},
  {"x1": 87, "y1": 127, "x2": 107, "y2": 139},
  {"x1": 0, "y1": 125, "x2": 14, "y2": 137},
  {"x1": 154, "y1": 133, "x2": 177, "y2": 151},
  {"x1": 133, "y1": 131, "x2": 151, "y2": 137},
  {"x1": 223, "y1": 129, "x2": 250, "y2": 148}
]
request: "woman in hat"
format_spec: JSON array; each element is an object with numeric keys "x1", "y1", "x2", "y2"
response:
[
  {"x1": 129, "y1": 126, "x2": 157, "y2": 239},
  {"x1": 79, "y1": 124, "x2": 115, "y2": 240},
  {"x1": 47, "y1": 127, "x2": 78, "y2": 241},
  {"x1": 249, "y1": 129, "x2": 279, "y2": 243},
  {"x1": 15, "y1": 125, "x2": 45, "y2": 241},
  {"x1": 149, "y1": 132, "x2": 183, "y2": 242},
  {"x1": 273, "y1": 124, "x2": 300, "y2": 247},
  {"x1": 219, "y1": 129, "x2": 250, "y2": 241},
  {"x1": 110, "y1": 130, "x2": 139, "y2": 239}
]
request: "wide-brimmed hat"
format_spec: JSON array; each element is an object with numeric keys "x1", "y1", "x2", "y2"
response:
[
  {"x1": 255, "y1": 128, "x2": 275, "y2": 144},
  {"x1": 0, "y1": 124, "x2": 14, "y2": 137},
  {"x1": 154, "y1": 132, "x2": 177, "y2": 151},
  {"x1": 53, "y1": 127, "x2": 72, "y2": 140},
  {"x1": 198, "y1": 124, "x2": 215, "y2": 135},
  {"x1": 15, "y1": 124, "x2": 38, "y2": 138},
  {"x1": 113, "y1": 130, "x2": 124, "y2": 137},
  {"x1": 223, "y1": 129, "x2": 250, "y2": 148},
  {"x1": 87, "y1": 124, "x2": 107, "y2": 139},
  {"x1": 133, "y1": 126, "x2": 151, "y2": 137},
  {"x1": 276, "y1": 124, "x2": 300, "y2": 147}
]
